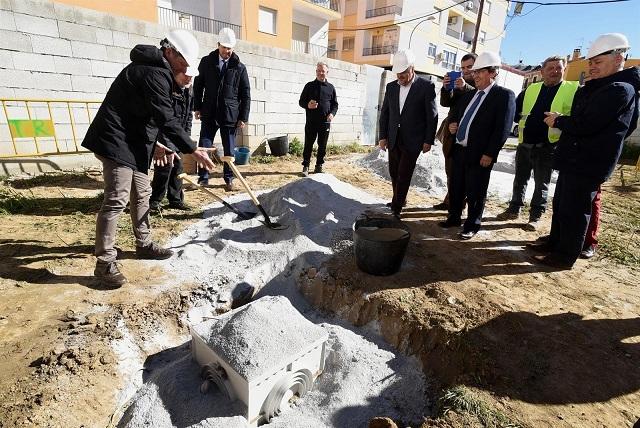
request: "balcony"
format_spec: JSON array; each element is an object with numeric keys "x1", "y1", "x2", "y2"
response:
[
  {"x1": 458, "y1": 1, "x2": 480, "y2": 14},
  {"x1": 446, "y1": 28, "x2": 461, "y2": 39},
  {"x1": 365, "y1": 5, "x2": 402, "y2": 18},
  {"x1": 157, "y1": 7, "x2": 241, "y2": 37},
  {"x1": 302, "y1": 0, "x2": 340, "y2": 12},
  {"x1": 291, "y1": 40, "x2": 338, "y2": 57},
  {"x1": 363, "y1": 45, "x2": 397, "y2": 56}
]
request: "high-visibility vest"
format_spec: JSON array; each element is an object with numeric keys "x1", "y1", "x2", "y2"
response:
[{"x1": 518, "y1": 80, "x2": 579, "y2": 144}]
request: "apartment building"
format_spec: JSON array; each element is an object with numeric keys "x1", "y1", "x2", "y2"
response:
[{"x1": 329, "y1": 0, "x2": 508, "y2": 77}]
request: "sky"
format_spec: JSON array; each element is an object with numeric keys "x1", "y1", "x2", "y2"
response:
[{"x1": 499, "y1": 0, "x2": 640, "y2": 66}]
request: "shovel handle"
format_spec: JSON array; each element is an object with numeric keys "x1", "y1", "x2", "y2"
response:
[
  {"x1": 177, "y1": 173, "x2": 225, "y2": 204},
  {"x1": 221, "y1": 156, "x2": 261, "y2": 206}
]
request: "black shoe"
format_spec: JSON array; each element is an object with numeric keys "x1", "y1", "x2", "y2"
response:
[
  {"x1": 314, "y1": 165, "x2": 323, "y2": 173},
  {"x1": 432, "y1": 202, "x2": 449, "y2": 210},
  {"x1": 496, "y1": 209, "x2": 521, "y2": 220},
  {"x1": 459, "y1": 230, "x2": 476, "y2": 240},
  {"x1": 392, "y1": 211, "x2": 401, "y2": 220},
  {"x1": 532, "y1": 254, "x2": 574, "y2": 269},
  {"x1": 302, "y1": 166, "x2": 309, "y2": 177},
  {"x1": 94, "y1": 261, "x2": 126, "y2": 288},
  {"x1": 526, "y1": 241, "x2": 554, "y2": 253},
  {"x1": 536, "y1": 234, "x2": 550, "y2": 243},
  {"x1": 580, "y1": 245, "x2": 596, "y2": 259},
  {"x1": 149, "y1": 203, "x2": 161, "y2": 214},
  {"x1": 197, "y1": 178, "x2": 209, "y2": 186},
  {"x1": 439, "y1": 219, "x2": 461, "y2": 228},
  {"x1": 136, "y1": 242, "x2": 174, "y2": 260},
  {"x1": 167, "y1": 201, "x2": 191, "y2": 211},
  {"x1": 386, "y1": 201, "x2": 406, "y2": 208}
]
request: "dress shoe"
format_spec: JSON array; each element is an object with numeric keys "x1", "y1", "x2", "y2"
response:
[
  {"x1": 580, "y1": 245, "x2": 596, "y2": 259},
  {"x1": 432, "y1": 202, "x2": 449, "y2": 210},
  {"x1": 532, "y1": 254, "x2": 574, "y2": 269},
  {"x1": 136, "y1": 242, "x2": 174, "y2": 260},
  {"x1": 496, "y1": 209, "x2": 520, "y2": 221},
  {"x1": 439, "y1": 219, "x2": 461, "y2": 228},
  {"x1": 94, "y1": 261, "x2": 126, "y2": 288},
  {"x1": 197, "y1": 178, "x2": 208, "y2": 186},
  {"x1": 536, "y1": 234, "x2": 550, "y2": 243},
  {"x1": 392, "y1": 211, "x2": 401, "y2": 220},
  {"x1": 302, "y1": 166, "x2": 309, "y2": 177},
  {"x1": 525, "y1": 241, "x2": 554, "y2": 253},
  {"x1": 386, "y1": 201, "x2": 406, "y2": 208},
  {"x1": 167, "y1": 201, "x2": 191, "y2": 211},
  {"x1": 459, "y1": 230, "x2": 476, "y2": 240},
  {"x1": 149, "y1": 203, "x2": 161, "y2": 214}
]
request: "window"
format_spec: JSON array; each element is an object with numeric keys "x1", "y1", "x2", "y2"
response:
[
  {"x1": 328, "y1": 38, "x2": 336, "y2": 50},
  {"x1": 258, "y1": 6, "x2": 277, "y2": 34},
  {"x1": 345, "y1": 0, "x2": 357, "y2": 15},
  {"x1": 342, "y1": 37, "x2": 354, "y2": 51},
  {"x1": 484, "y1": 0, "x2": 491, "y2": 14},
  {"x1": 372, "y1": 34, "x2": 383, "y2": 48},
  {"x1": 480, "y1": 31, "x2": 486, "y2": 43},
  {"x1": 427, "y1": 43, "x2": 437, "y2": 57},
  {"x1": 442, "y1": 49, "x2": 457, "y2": 70}
]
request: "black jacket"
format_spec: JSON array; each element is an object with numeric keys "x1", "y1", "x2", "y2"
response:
[
  {"x1": 299, "y1": 79, "x2": 338, "y2": 124},
  {"x1": 81, "y1": 45, "x2": 196, "y2": 173},
  {"x1": 379, "y1": 77, "x2": 438, "y2": 153},
  {"x1": 451, "y1": 84, "x2": 516, "y2": 164},
  {"x1": 554, "y1": 66, "x2": 640, "y2": 184},
  {"x1": 159, "y1": 85, "x2": 194, "y2": 153},
  {"x1": 193, "y1": 50, "x2": 251, "y2": 127}
]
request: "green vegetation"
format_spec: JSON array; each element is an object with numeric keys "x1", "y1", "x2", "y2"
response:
[
  {"x1": 435, "y1": 386, "x2": 522, "y2": 428},
  {"x1": 251, "y1": 155, "x2": 278, "y2": 164},
  {"x1": 288, "y1": 137, "x2": 303, "y2": 157}
]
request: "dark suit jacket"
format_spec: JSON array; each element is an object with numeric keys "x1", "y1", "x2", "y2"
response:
[
  {"x1": 451, "y1": 84, "x2": 516, "y2": 164},
  {"x1": 379, "y1": 77, "x2": 438, "y2": 153}
]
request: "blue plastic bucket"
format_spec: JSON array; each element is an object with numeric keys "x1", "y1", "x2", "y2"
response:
[{"x1": 234, "y1": 146, "x2": 251, "y2": 165}]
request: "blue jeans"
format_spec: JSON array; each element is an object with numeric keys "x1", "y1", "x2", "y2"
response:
[
  {"x1": 198, "y1": 121, "x2": 236, "y2": 184},
  {"x1": 508, "y1": 142, "x2": 555, "y2": 219}
]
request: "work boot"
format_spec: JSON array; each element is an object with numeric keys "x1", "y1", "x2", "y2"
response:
[
  {"x1": 302, "y1": 166, "x2": 309, "y2": 177},
  {"x1": 149, "y1": 203, "x2": 161, "y2": 215},
  {"x1": 496, "y1": 209, "x2": 520, "y2": 221},
  {"x1": 224, "y1": 181, "x2": 237, "y2": 192},
  {"x1": 167, "y1": 201, "x2": 191, "y2": 211},
  {"x1": 314, "y1": 165, "x2": 323, "y2": 173},
  {"x1": 136, "y1": 242, "x2": 174, "y2": 260},
  {"x1": 94, "y1": 261, "x2": 126, "y2": 289}
]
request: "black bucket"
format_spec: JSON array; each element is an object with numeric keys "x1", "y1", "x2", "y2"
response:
[
  {"x1": 268, "y1": 136, "x2": 289, "y2": 156},
  {"x1": 353, "y1": 215, "x2": 411, "y2": 276}
]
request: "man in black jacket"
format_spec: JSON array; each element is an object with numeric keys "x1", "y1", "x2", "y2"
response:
[
  {"x1": 378, "y1": 50, "x2": 438, "y2": 219},
  {"x1": 299, "y1": 61, "x2": 339, "y2": 176},
  {"x1": 532, "y1": 33, "x2": 639, "y2": 268},
  {"x1": 441, "y1": 51, "x2": 516, "y2": 239},
  {"x1": 193, "y1": 28, "x2": 251, "y2": 191},
  {"x1": 435, "y1": 53, "x2": 477, "y2": 210},
  {"x1": 82, "y1": 30, "x2": 215, "y2": 288}
]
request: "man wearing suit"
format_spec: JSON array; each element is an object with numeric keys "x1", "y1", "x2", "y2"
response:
[
  {"x1": 379, "y1": 50, "x2": 438, "y2": 219},
  {"x1": 440, "y1": 52, "x2": 516, "y2": 239}
]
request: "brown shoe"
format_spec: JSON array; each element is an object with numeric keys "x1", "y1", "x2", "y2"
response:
[
  {"x1": 94, "y1": 261, "x2": 126, "y2": 288},
  {"x1": 135, "y1": 242, "x2": 174, "y2": 260}
]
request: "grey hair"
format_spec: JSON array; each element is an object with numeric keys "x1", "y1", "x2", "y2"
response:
[
  {"x1": 316, "y1": 61, "x2": 329, "y2": 68},
  {"x1": 542, "y1": 55, "x2": 566, "y2": 68}
]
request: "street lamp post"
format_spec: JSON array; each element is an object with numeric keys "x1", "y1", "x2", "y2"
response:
[{"x1": 408, "y1": 15, "x2": 436, "y2": 49}]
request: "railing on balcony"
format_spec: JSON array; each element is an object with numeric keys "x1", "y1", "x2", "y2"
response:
[
  {"x1": 446, "y1": 28, "x2": 462, "y2": 40},
  {"x1": 365, "y1": 5, "x2": 402, "y2": 18},
  {"x1": 157, "y1": 7, "x2": 242, "y2": 38},
  {"x1": 363, "y1": 45, "x2": 397, "y2": 56},
  {"x1": 291, "y1": 40, "x2": 338, "y2": 57},
  {"x1": 303, "y1": 0, "x2": 340, "y2": 12}
]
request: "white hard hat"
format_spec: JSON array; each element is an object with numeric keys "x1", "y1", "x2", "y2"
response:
[
  {"x1": 586, "y1": 33, "x2": 630, "y2": 59},
  {"x1": 392, "y1": 50, "x2": 415, "y2": 73},
  {"x1": 218, "y1": 27, "x2": 237, "y2": 48},
  {"x1": 471, "y1": 51, "x2": 501, "y2": 70},
  {"x1": 165, "y1": 29, "x2": 199, "y2": 77}
]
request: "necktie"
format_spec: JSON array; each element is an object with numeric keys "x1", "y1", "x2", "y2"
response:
[
  {"x1": 220, "y1": 60, "x2": 227, "y2": 76},
  {"x1": 456, "y1": 90, "x2": 485, "y2": 142}
]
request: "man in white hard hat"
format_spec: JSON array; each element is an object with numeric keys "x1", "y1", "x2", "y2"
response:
[
  {"x1": 378, "y1": 49, "x2": 438, "y2": 219},
  {"x1": 497, "y1": 55, "x2": 578, "y2": 230},
  {"x1": 194, "y1": 27, "x2": 251, "y2": 191},
  {"x1": 529, "y1": 33, "x2": 639, "y2": 269},
  {"x1": 441, "y1": 51, "x2": 516, "y2": 239},
  {"x1": 81, "y1": 29, "x2": 215, "y2": 288}
]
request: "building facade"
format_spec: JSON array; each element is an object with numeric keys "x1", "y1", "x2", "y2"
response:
[{"x1": 328, "y1": 0, "x2": 508, "y2": 77}]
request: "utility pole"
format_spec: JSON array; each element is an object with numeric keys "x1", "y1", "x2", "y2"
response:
[{"x1": 471, "y1": 0, "x2": 485, "y2": 54}]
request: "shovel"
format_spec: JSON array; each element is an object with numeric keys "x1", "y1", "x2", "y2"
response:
[
  {"x1": 221, "y1": 156, "x2": 288, "y2": 230},
  {"x1": 177, "y1": 173, "x2": 257, "y2": 221}
]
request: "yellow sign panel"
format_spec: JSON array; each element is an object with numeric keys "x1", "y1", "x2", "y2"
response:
[{"x1": 8, "y1": 119, "x2": 56, "y2": 138}]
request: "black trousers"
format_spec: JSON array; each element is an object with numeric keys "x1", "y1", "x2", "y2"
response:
[
  {"x1": 548, "y1": 171, "x2": 599, "y2": 264},
  {"x1": 302, "y1": 122, "x2": 330, "y2": 167},
  {"x1": 150, "y1": 155, "x2": 184, "y2": 206},
  {"x1": 448, "y1": 144, "x2": 493, "y2": 233},
  {"x1": 388, "y1": 138, "x2": 420, "y2": 214}
]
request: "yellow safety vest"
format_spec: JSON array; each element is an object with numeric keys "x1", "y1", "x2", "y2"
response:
[{"x1": 518, "y1": 81, "x2": 579, "y2": 144}]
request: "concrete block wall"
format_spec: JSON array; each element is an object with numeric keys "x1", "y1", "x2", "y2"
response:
[{"x1": 0, "y1": 0, "x2": 373, "y2": 152}]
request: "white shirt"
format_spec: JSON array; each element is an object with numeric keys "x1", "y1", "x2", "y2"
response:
[
  {"x1": 398, "y1": 74, "x2": 416, "y2": 114},
  {"x1": 457, "y1": 81, "x2": 495, "y2": 147}
]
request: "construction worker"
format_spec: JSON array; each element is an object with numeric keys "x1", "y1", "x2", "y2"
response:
[
  {"x1": 434, "y1": 53, "x2": 477, "y2": 210},
  {"x1": 82, "y1": 30, "x2": 215, "y2": 288},
  {"x1": 497, "y1": 56, "x2": 579, "y2": 230},
  {"x1": 531, "y1": 33, "x2": 639, "y2": 268},
  {"x1": 194, "y1": 28, "x2": 251, "y2": 191}
]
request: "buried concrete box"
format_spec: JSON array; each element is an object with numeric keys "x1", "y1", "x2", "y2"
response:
[{"x1": 191, "y1": 295, "x2": 328, "y2": 426}]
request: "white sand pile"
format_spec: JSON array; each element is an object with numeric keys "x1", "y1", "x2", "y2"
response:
[
  {"x1": 118, "y1": 175, "x2": 429, "y2": 427},
  {"x1": 194, "y1": 295, "x2": 327, "y2": 380}
]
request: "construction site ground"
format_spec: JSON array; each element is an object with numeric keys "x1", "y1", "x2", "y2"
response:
[{"x1": 0, "y1": 153, "x2": 638, "y2": 428}]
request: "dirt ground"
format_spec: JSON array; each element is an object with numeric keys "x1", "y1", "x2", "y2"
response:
[{"x1": 0, "y1": 153, "x2": 638, "y2": 428}]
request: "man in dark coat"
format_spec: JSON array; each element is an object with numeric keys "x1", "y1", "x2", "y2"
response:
[
  {"x1": 81, "y1": 30, "x2": 214, "y2": 288},
  {"x1": 378, "y1": 50, "x2": 438, "y2": 219},
  {"x1": 532, "y1": 33, "x2": 640, "y2": 268},
  {"x1": 298, "y1": 61, "x2": 339, "y2": 176},
  {"x1": 441, "y1": 51, "x2": 516, "y2": 239},
  {"x1": 193, "y1": 27, "x2": 251, "y2": 191}
]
